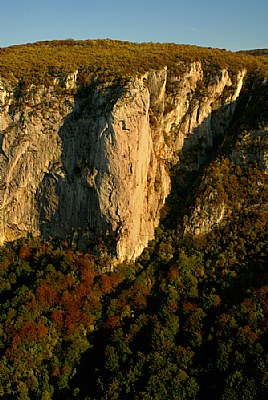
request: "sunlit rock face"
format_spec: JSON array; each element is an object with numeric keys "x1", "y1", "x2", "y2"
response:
[{"x1": 0, "y1": 64, "x2": 246, "y2": 260}]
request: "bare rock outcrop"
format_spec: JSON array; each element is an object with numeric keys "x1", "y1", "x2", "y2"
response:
[{"x1": 0, "y1": 64, "x2": 246, "y2": 260}]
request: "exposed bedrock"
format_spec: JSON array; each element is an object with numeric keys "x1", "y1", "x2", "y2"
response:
[{"x1": 0, "y1": 64, "x2": 246, "y2": 260}]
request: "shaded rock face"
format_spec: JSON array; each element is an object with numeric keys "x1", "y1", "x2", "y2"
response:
[
  {"x1": 0, "y1": 64, "x2": 246, "y2": 260},
  {"x1": 231, "y1": 130, "x2": 268, "y2": 172}
]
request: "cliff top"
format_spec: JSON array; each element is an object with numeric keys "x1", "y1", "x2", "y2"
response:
[{"x1": 0, "y1": 39, "x2": 267, "y2": 86}]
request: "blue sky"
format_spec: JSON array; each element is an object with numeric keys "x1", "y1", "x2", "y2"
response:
[{"x1": 1, "y1": 0, "x2": 267, "y2": 51}]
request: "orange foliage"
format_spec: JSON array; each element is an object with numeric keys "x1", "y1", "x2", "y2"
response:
[
  {"x1": 132, "y1": 292, "x2": 148, "y2": 308},
  {"x1": 17, "y1": 321, "x2": 48, "y2": 344},
  {"x1": 183, "y1": 302, "x2": 197, "y2": 313},
  {"x1": 104, "y1": 315, "x2": 121, "y2": 329},
  {"x1": 213, "y1": 295, "x2": 221, "y2": 307},
  {"x1": 38, "y1": 244, "x2": 50, "y2": 254},
  {"x1": 53, "y1": 367, "x2": 61, "y2": 377},
  {"x1": 101, "y1": 274, "x2": 117, "y2": 294},
  {"x1": 65, "y1": 316, "x2": 76, "y2": 333},
  {"x1": 238, "y1": 325, "x2": 260, "y2": 343},
  {"x1": 82, "y1": 269, "x2": 94, "y2": 287},
  {"x1": 19, "y1": 245, "x2": 31, "y2": 260},
  {"x1": 65, "y1": 249, "x2": 75, "y2": 262},
  {"x1": 36, "y1": 283, "x2": 58, "y2": 308},
  {"x1": 52, "y1": 309, "x2": 64, "y2": 327},
  {"x1": 168, "y1": 299, "x2": 179, "y2": 313},
  {"x1": 167, "y1": 265, "x2": 180, "y2": 281}
]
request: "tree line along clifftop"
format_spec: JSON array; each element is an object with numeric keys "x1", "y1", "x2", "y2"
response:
[{"x1": 0, "y1": 39, "x2": 267, "y2": 88}]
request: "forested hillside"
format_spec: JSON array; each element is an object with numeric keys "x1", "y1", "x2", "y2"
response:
[
  {"x1": 0, "y1": 139, "x2": 266, "y2": 399},
  {"x1": 0, "y1": 40, "x2": 267, "y2": 399}
]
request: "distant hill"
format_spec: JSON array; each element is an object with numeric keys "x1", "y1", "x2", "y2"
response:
[{"x1": 238, "y1": 48, "x2": 268, "y2": 56}]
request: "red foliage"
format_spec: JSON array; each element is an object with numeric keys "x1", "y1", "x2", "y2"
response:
[
  {"x1": 52, "y1": 310, "x2": 64, "y2": 327},
  {"x1": 116, "y1": 297, "x2": 128, "y2": 310},
  {"x1": 100, "y1": 270, "x2": 124, "y2": 294},
  {"x1": 168, "y1": 299, "x2": 178, "y2": 313},
  {"x1": 64, "y1": 274, "x2": 76, "y2": 289},
  {"x1": 19, "y1": 245, "x2": 31, "y2": 260},
  {"x1": 100, "y1": 274, "x2": 114, "y2": 294},
  {"x1": 104, "y1": 315, "x2": 121, "y2": 329},
  {"x1": 61, "y1": 290, "x2": 81, "y2": 314},
  {"x1": 17, "y1": 321, "x2": 48, "y2": 344},
  {"x1": 82, "y1": 268, "x2": 94, "y2": 287},
  {"x1": 167, "y1": 265, "x2": 180, "y2": 281},
  {"x1": 183, "y1": 302, "x2": 197, "y2": 313},
  {"x1": 65, "y1": 249, "x2": 74, "y2": 262},
  {"x1": 36, "y1": 283, "x2": 57, "y2": 308},
  {"x1": 65, "y1": 315, "x2": 76, "y2": 333}
]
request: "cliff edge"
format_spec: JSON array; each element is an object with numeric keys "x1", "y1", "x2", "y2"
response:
[{"x1": 0, "y1": 41, "x2": 266, "y2": 260}]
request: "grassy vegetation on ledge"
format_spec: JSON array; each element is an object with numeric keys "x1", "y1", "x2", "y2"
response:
[{"x1": 0, "y1": 39, "x2": 267, "y2": 87}]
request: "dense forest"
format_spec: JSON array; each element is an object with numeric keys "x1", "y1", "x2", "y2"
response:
[
  {"x1": 0, "y1": 41, "x2": 267, "y2": 399},
  {"x1": 0, "y1": 39, "x2": 267, "y2": 87}
]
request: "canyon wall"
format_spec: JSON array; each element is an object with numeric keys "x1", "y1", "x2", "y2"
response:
[{"x1": 0, "y1": 63, "x2": 246, "y2": 260}]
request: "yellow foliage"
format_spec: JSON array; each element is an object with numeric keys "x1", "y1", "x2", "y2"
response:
[{"x1": 0, "y1": 39, "x2": 266, "y2": 88}]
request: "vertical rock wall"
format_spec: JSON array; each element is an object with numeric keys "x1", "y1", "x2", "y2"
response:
[{"x1": 0, "y1": 64, "x2": 246, "y2": 260}]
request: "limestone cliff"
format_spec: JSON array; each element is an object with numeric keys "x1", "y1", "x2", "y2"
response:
[
  {"x1": 0, "y1": 63, "x2": 246, "y2": 260},
  {"x1": 183, "y1": 78, "x2": 268, "y2": 239},
  {"x1": 183, "y1": 127, "x2": 268, "y2": 238}
]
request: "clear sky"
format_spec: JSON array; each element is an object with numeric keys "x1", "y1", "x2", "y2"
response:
[{"x1": 1, "y1": 0, "x2": 267, "y2": 51}]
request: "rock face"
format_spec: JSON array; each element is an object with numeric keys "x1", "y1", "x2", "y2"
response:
[
  {"x1": 183, "y1": 127, "x2": 268, "y2": 238},
  {"x1": 0, "y1": 64, "x2": 246, "y2": 260}
]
